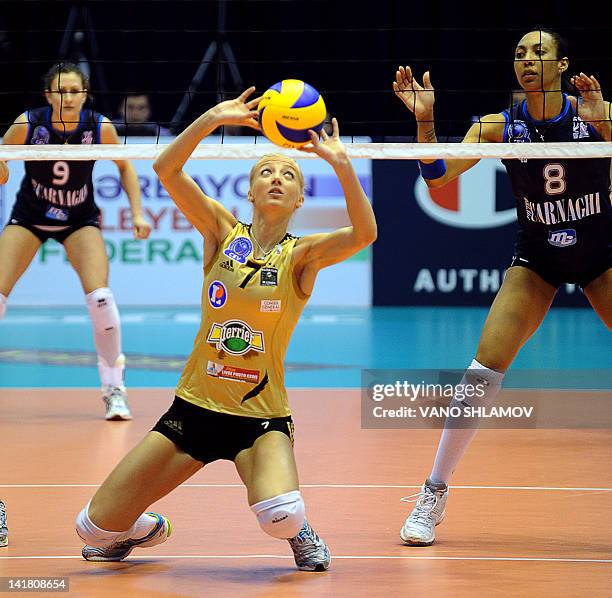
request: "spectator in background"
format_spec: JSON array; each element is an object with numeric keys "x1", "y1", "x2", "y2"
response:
[{"x1": 114, "y1": 93, "x2": 170, "y2": 137}]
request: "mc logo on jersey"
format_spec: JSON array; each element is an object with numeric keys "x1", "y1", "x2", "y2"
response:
[
  {"x1": 548, "y1": 229, "x2": 577, "y2": 247},
  {"x1": 207, "y1": 320, "x2": 265, "y2": 355},
  {"x1": 414, "y1": 160, "x2": 516, "y2": 229}
]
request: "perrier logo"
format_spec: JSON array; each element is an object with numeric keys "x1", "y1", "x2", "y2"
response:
[{"x1": 207, "y1": 320, "x2": 265, "y2": 355}]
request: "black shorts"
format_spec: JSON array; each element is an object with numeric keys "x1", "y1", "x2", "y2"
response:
[
  {"x1": 509, "y1": 253, "x2": 611, "y2": 290},
  {"x1": 151, "y1": 396, "x2": 294, "y2": 464},
  {"x1": 6, "y1": 218, "x2": 101, "y2": 244}
]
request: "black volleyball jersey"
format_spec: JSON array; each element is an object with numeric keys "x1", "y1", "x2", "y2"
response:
[
  {"x1": 501, "y1": 94, "x2": 611, "y2": 265},
  {"x1": 13, "y1": 107, "x2": 104, "y2": 225}
]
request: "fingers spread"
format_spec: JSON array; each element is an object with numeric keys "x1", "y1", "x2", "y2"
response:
[
  {"x1": 331, "y1": 117, "x2": 339, "y2": 137},
  {"x1": 246, "y1": 95, "x2": 264, "y2": 109},
  {"x1": 239, "y1": 86, "x2": 256, "y2": 101}
]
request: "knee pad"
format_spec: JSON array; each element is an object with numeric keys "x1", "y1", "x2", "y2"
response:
[
  {"x1": 86, "y1": 288, "x2": 119, "y2": 335},
  {"x1": 251, "y1": 490, "x2": 305, "y2": 539},
  {"x1": 459, "y1": 359, "x2": 505, "y2": 408},
  {"x1": 0, "y1": 293, "x2": 7, "y2": 319}
]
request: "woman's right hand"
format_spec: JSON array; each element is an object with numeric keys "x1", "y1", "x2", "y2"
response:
[
  {"x1": 393, "y1": 66, "x2": 435, "y2": 121},
  {"x1": 208, "y1": 87, "x2": 262, "y2": 130}
]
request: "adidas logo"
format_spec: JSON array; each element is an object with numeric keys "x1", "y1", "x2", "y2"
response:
[
  {"x1": 220, "y1": 260, "x2": 234, "y2": 272},
  {"x1": 164, "y1": 419, "x2": 183, "y2": 434}
]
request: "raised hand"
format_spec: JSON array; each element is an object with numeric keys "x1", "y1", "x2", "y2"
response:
[
  {"x1": 132, "y1": 214, "x2": 152, "y2": 240},
  {"x1": 393, "y1": 66, "x2": 435, "y2": 121},
  {"x1": 298, "y1": 117, "x2": 347, "y2": 165},
  {"x1": 570, "y1": 73, "x2": 606, "y2": 124},
  {"x1": 210, "y1": 87, "x2": 262, "y2": 130}
]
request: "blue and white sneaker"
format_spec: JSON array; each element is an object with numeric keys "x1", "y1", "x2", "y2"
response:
[
  {"x1": 82, "y1": 513, "x2": 171, "y2": 561},
  {"x1": 0, "y1": 500, "x2": 7, "y2": 547},
  {"x1": 288, "y1": 520, "x2": 331, "y2": 571}
]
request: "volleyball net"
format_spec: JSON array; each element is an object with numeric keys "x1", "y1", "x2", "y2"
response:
[
  {"x1": 0, "y1": 141, "x2": 611, "y2": 161},
  {"x1": 0, "y1": 13, "x2": 610, "y2": 310},
  {"x1": 1, "y1": 11, "x2": 611, "y2": 140}
]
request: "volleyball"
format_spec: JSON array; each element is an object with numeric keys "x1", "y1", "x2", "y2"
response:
[{"x1": 258, "y1": 79, "x2": 327, "y2": 148}]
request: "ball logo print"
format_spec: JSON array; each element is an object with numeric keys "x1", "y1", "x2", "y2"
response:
[
  {"x1": 258, "y1": 79, "x2": 327, "y2": 148},
  {"x1": 414, "y1": 160, "x2": 516, "y2": 229},
  {"x1": 507, "y1": 120, "x2": 531, "y2": 143},
  {"x1": 223, "y1": 237, "x2": 253, "y2": 264}
]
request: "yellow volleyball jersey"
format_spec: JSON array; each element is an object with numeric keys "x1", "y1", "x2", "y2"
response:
[{"x1": 176, "y1": 222, "x2": 309, "y2": 418}]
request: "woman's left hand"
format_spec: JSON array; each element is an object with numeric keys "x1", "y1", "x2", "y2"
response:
[
  {"x1": 132, "y1": 214, "x2": 152, "y2": 239},
  {"x1": 298, "y1": 117, "x2": 348, "y2": 166},
  {"x1": 571, "y1": 73, "x2": 606, "y2": 123}
]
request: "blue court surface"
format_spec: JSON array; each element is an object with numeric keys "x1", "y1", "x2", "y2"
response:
[{"x1": 0, "y1": 306, "x2": 609, "y2": 389}]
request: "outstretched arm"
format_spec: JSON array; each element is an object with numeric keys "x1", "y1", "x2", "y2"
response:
[
  {"x1": 393, "y1": 66, "x2": 504, "y2": 188},
  {"x1": 293, "y1": 118, "x2": 377, "y2": 294},
  {"x1": 100, "y1": 119, "x2": 152, "y2": 240},
  {"x1": 153, "y1": 88, "x2": 261, "y2": 248}
]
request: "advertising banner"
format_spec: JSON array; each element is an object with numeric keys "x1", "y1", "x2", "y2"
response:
[
  {"x1": 1, "y1": 137, "x2": 372, "y2": 306},
  {"x1": 373, "y1": 159, "x2": 591, "y2": 307}
]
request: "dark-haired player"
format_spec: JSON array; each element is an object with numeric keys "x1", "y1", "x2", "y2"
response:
[
  {"x1": 393, "y1": 28, "x2": 611, "y2": 545},
  {"x1": 0, "y1": 63, "x2": 151, "y2": 420}
]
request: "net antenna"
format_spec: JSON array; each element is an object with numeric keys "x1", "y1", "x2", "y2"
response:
[
  {"x1": 171, "y1": 0, "x2": 244, "y2": 129},
  {"x1": 58, "y1": 1, "x2": 111, "y2": 115}
]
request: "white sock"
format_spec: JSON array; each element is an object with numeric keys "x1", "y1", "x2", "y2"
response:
[
  {"x1": 76, "y1": 502, "x2": 158, "y2": 547},
  {"x1": 98, "y1": 354, "x2": 126, "y2": 388},
  {"x1": 429, "y1": 359, "x2": 505, "y2": 485},
  {"x1": 0, "y1": 293, "x2": 7, "y2": 319},
  {"x1": 85, "y1": 288, "x2": 124, "y2": 386}
]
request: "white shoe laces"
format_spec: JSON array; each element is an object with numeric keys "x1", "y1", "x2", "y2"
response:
[
  {"x1": 401, "y1": 491, "x2": 438, "y2": 526},
  {"x1": 104, "y1": 387, "x2": 128, "y2": 412}
]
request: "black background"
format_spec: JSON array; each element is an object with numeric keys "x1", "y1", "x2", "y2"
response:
[{"x1": 1, "y1": 0, "x2": 610, "y2": 137}]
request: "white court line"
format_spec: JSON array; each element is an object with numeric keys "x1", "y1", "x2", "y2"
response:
[
  {"x1": 0, "y1": 484, "x2": 611, "y2": 491},
  {"x1": 0, "y1": 555, "x2": 610, "y2": 563}
]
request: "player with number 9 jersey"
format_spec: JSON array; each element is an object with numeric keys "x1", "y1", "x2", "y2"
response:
[{"x1": 0, "y1": 62, "x2": 152, "y2": 421}]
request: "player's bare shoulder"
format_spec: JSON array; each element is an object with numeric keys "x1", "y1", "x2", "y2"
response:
[{"x1": 464, "y1": 113, "x2": 506, "y2": 143}]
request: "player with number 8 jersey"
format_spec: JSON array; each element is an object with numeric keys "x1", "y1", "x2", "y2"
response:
[{"x1": 393, "y1": 28, "x2": 611, "y2": 548}]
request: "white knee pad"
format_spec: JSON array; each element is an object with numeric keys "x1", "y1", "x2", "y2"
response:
[
  {"x1": 251, "y1": 490, "x2": 305, "y2": 539},
  {"x1": 0, "y1": 293, "x2": 7, "y2": 319},
  {"x1": 86, "y1": 288, "x2": 119, "y2": 336}
]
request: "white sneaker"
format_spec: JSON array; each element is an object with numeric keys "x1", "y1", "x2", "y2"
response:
[
  {"x1": 102, "y1": 385, "x2": 132, "y2": 420},
  {"x1": 400, "y1": 480, "x2": 448, "y2": 546},
  {"x1": 0, "y1": 500, "x2": 7, "y2": 547},
  {"x1": 82, "y1": 513, "x2": 171, "y2": 561}
]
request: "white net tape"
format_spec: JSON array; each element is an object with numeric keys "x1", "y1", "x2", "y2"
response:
[{"x1": 0, "y1": 142, "x2": 611, "y2": 161}]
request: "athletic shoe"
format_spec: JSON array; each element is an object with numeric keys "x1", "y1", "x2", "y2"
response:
[
  {"x1": 400, "y1": 479, "x2": 449, "y2": 546},
  {"x1": 102, "y1": 385, "x2": 132, "y2": 420},
  {"x1": 0, "y1": 500, "x2": 7, "y2": 547},
  {"x1": 82, "y1": 513, "x2": 171, "y2": 561},
  {"x1": 288, "y1": 520, "x2": 331, "y2": 571}
]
